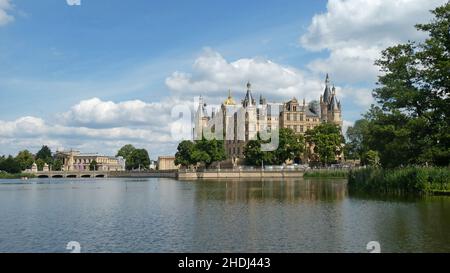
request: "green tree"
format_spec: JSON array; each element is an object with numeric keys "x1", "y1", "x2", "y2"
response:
[
  {"x1": 175, "y1": 138, "x2": 227, "y2": 168},
  {"x1": 344, "y1": 119, "x2": 370, "y2": 162},
  {"x1": 53, "y1": 159, "x2": 63, "y2": 171},
  {"x1": 36, "y1": 158, "x2": 46, "y2": 171},
  {"x1": 244, "y1": 128, "x2": 304, "y2": 166},
  {"x1": 128, "y1": 149, "x2": 150, "y2": 170},
  {"x1": 116, "y1": 144, "x2": 135, "y2": 170},
  {"x1": 191, "y1": 149, "x2": 210, "y2": 167},
  {"x1": 175, "y1": 140, "x2": 196, "y2": 168},
  {"x1": 305, "y1": 123, "x2": 344, "y2": 166},
  {"x1": 89, "y1": 160, "x2": 98, "y2": 171},
  {"x1": 275, "y1": 128, "x2": 305, "y2": 164},
  {"x1": 365, "y1": 150, "x2": 381, "y2": 168},
  {"x1": 36, "y1": 145, "x2": 53, "y2": 164},
  {"x1": 15, "y1": 150, "x2": 35, "y2": 171},
  {"x1": 195, "y1": 137, "x2": 226, "y2": 168},
  {"x1": 367, "y1": 3, "x2": 450, "y2": 167},
  {"x1": 0, "y1": 155, "x2": 21, "y2": 174}
]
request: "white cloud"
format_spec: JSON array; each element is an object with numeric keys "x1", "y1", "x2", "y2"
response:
[
  {"x1": 342, "y1": 120, "x2": 354, "y2": 136},
  {"x1": 165, "y1": 48, "x2": 325, "y2": 102},
  {"x1": 300, "y1": 0, "x2": 447, "y2": 83},
  {"x1": 0, "y1": 0, "x2": 14, "y2": 26},
  {"x1": 0, "y1": 97, "x2": 197, "y2": 157},
  {"x1": 337, "y1": 86, "x2": 374, "y2": 108},
  {"x1": 62, "y1": 97, "x2": 178, "y2": 129}
]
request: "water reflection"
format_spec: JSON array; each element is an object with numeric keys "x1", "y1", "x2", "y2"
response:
[
  {"x1": 194, "y1": 179, "x2": 347, "y2": 203},
  {"x1": 0, "y1": 178, "x2": 449, "y2": 252}
]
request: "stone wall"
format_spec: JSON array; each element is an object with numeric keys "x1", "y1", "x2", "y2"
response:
[{"x1": 177, "y1": 170, "x2": 304, "y2": 180}]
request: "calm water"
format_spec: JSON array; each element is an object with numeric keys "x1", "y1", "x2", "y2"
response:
[{"x1": 0, "y1": 178, "x2": 449, "y2": 253}]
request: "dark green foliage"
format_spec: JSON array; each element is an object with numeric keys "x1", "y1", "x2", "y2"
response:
[
  {"x1": 36, "y1": 158, "x2": 45, "y2": 171},
  {"x1": 304, "y1": 170, "x2": 349, "y2": 178},
  {"x1": 347, "y1": 3, "x2": 450, "y2": 167},
  {"x1": 35, "y1": 145, "x2": 53, "y2": 164},
  {"x1": 174, "y1": 140, "x2": 196, "y2": 167},
  {"x1": 116, "y1": 144, "x2": 150, "y2": 170},
  {"x1": 0, "y1": 156, "x2": 22, "y2": 174},
  {"x1": 305, "y1": 123, "x2": 344, "y2": 166},
  {"x1": 15, "y1": 150, "x2": 34, "y2": 171},
  {"x1": 348, "y1": 167, "x2": 450, "y2": 194},
  {"x1": 127, "y1": 149, "x2": 150, "y2": 170},
  {"x1": 244, "y1": 128, "x2": 304, "y2": 166},
  {"x1": 174, "y1": 137, "x2": 226, "y2": 168},
  {"x1": 53, "y1": 159, "x2": 63, "y2": 171},
  {"x1": 0, "y1": 172, "x2": 35, "y2": 179},
  {"x1": 89, "y1": 160, "x2": 98, "y2": 171}
]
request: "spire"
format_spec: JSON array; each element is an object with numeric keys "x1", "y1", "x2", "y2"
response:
[
  {"x1": 259, "y1": 94, "x2": 266, "y2": 105},
  {"x1": 330, "y1": 95, "x2": 338, "y2": 111},
  {"x1": 224, "y1": 89, "x2": 236, "y2": 105},
  {"x1": 323, "y1": 74, "x2": 331, "y2": 103},
  {"x1": 243, "y1": 81, "x2": 255, "y2": 107}
]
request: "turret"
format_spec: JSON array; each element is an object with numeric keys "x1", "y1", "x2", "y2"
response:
[{"x1": 243, "y1": 81, "x2": 256, "y2": 107}]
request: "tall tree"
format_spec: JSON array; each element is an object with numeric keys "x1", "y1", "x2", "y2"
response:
[
  {"x1": 0, "y1": 155, "x2": 21, "y2": 174},
  {"x1": 195, "y1": 138, "x2": 226, "y2": 168},
  {"x1": 275, "y1": 128, "x2": 305, "y2": 164},
  {"x1": 36, "y1": 145, "x2": 53, "y2": 164},
  {"x1": 128, "y1": 149, "x2": 150, "y2": 170},
  {"x1": 369, "y1": 3, "x2": 450, "y2": 167},
  {"x1": 175, "y1": 140, "x2": 196, "y2": 168},
  {"x1": 116, "y1": 144, "x2": 137, "y2": 170},
  {"x1": 53, "y1": 159, "x2": 63, "y2": 171},
  {"x1": 89, "y1": 160, "x2": 98, "y2": 171},
  {"x1": 244, "y1": 128, "x2": 304, "y2": 166},
  {"x1": 15, "y1": 150, "x2": 35, "y2": 171},
  {"x1": 305, "y1": 123, "x2": 344, "y2": 166},
  {"x1": 344, "y1": 119, "x2": 369, "y2": 162}
]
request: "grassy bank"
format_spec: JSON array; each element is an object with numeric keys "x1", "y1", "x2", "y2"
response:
[
  {"x1": 304, "y1": 169, "x2": 349, "y2": 178},
  {"x1": 0, "y1": 172, "x2": 35, "y2": 179},
  {"x1": 348, "y1": 167, "x2": 450, "y2": 195}
]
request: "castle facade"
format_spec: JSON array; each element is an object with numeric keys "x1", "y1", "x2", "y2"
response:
[{"x1": 193, "y1": 74, "x2": 343, "y2": 162}]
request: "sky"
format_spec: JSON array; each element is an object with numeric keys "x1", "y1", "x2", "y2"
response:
[{"x1": 0, "y1": 0, "x2": 447, "y2": 159}]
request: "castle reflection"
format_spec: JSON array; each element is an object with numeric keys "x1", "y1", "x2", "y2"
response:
[{"x1": 194, "y1": 178, "x2": 347, "y2": 204}]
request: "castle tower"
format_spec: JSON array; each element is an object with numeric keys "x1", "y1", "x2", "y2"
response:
[
  {"x1": 319, "y1": 74, "x2": 343, "y2": 127},
  {"x1": 193, "y1": 96, "x2": 210, "y2": 140},
  {"x1": 320, "y1": 74, "x2": 331, "y2": 122}
]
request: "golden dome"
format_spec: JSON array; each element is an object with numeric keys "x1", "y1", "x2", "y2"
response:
[{"x1": 223, "y1": 89, "x2": 236, "y2": 105}]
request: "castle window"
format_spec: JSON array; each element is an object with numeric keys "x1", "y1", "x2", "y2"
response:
[
  {"x1": 300, "y1": 115, "x2": 304, "y2": 121},
  {"x1": 300, "y1": 126, "x2": 304, "y2": 132}
]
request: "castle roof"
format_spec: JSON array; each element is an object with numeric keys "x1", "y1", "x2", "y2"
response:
[
  {"x1": 242, "y1": 81, "x2": 255, "y2": 107},
  {"x1": 223, "y1": 89, "x2": 236, "y2": 105},
  {"x1": 323, "y1": 73, "x2": 332, "y2": 103}
]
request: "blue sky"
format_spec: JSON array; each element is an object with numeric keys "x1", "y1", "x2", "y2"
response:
[
  {"x1": 0, "y1": 0, "x2": 446, "y2": 158},
  {"x1": 0, "y1": 0, "x2": 324, "y2": 117}
]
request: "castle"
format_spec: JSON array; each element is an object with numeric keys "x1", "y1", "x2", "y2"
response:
[{"x1": 193, "y1": 74, "x2": 343, "y2": 163}]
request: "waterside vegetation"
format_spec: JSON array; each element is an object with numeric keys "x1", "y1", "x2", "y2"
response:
[{"x1": 348, "y1": 167, "x2": 450, "y2": 195}]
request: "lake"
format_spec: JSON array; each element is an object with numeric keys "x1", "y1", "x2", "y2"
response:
[{"x1": 0, "y1": 178, "x2": 449, "y2": 253}]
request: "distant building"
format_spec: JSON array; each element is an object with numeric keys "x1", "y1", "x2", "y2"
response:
[
  {"x1": 55, "y1": 150, "x2": 126, "y2": 171},
  {"x1": 149, "y1": 160, "x2": 157, "y2": 170},
  {"x1": 158, "y1": 156, "x2": 179, "y2": 170}
]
